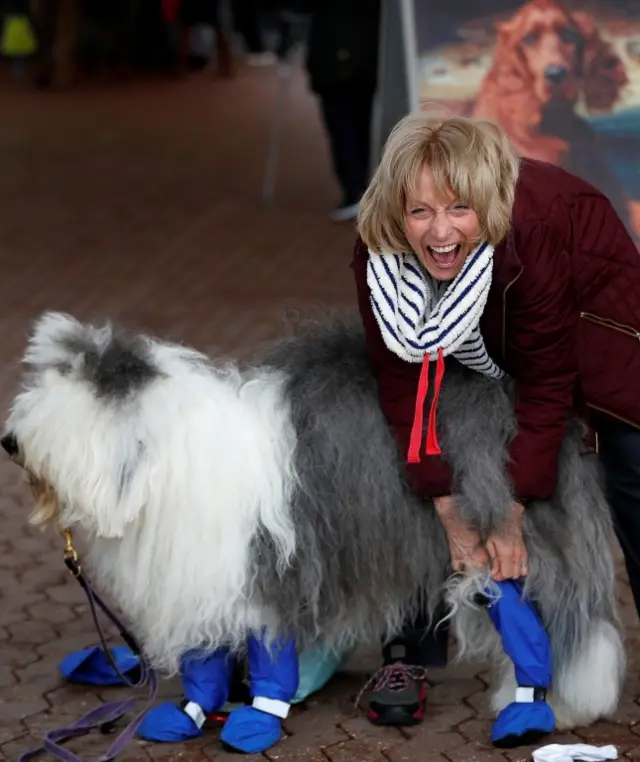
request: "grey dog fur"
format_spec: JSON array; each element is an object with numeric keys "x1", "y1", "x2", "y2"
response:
[
  {"x1": 251, "y1": 312, "x2": 620, "y2": 673},
  {"x1": 6, "y1": 310, "x2": 621, "y2": 689}
]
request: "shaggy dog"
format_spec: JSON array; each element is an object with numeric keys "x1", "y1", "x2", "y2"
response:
[
  {"x1": 2, "y1": 310, "x2": 625, "y2": 732},
  {"x1": 471, "y1": 0, "x2": 636, "y2": 236}
]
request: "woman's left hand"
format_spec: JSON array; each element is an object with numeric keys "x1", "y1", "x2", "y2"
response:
[{"x1": 485, "y1": 502, "x2": 528, "y2": 581}]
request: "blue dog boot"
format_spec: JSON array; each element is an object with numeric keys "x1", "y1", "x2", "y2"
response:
[
  {"x1": 59, "y1": 645, "x2": 141, "y2": 686},
  {"x1": 491, "y1": 687, "x2": 555, "y2": 748},
  {"x1": 221, "y1": 633, "x2": 299, "y2": 754},
  {"x1": 219, "y1": 705, "x2": 283, "y2": 754},
  {"x1": 137, "y1": 701, "x2": 206, "y2": 743},
  {"x1": 138, "y1": 648, "x2": 235, "y2": 742},
  {"x1": 481, "y1": 580, "x2": 556, "y2": 748}
]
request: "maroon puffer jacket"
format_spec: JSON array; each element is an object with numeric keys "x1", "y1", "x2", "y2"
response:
[{"x1": 352, "y1": 157, "x2": 640, "y2": 501}]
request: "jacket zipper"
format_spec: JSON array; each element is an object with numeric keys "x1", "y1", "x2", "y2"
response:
[
  {"x1": 585, "y1": 403, "x2": 640, "y2": 431},
  {"x1": 502, "y1": 267, "x2": 523, "y2": 358},
  {"x1": 579, "y1": 312, "x2": 640, "y2": 430},
  {"x1": 580, "y1": 311, "x2": 640, "y2": 341}
]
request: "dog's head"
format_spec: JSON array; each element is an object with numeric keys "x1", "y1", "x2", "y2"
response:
[
  {"x1": 493, "y1": 0, "x2": 627, "y2": 113},
  {"x1": 2, "y1": 311, "x2": 167, "y2": 539}
]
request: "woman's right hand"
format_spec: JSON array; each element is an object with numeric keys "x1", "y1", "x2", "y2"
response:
[{"x1": 433, "y1": 496, "x2": 490, "y2": 574}]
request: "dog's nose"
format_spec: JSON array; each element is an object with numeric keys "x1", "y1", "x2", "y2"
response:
[
  {"x1": 1, "y1": 432, "x2": 19, "y2": 457},
  {"x1": 545, "y1": 65, "x2": 568, "y2": 84}
]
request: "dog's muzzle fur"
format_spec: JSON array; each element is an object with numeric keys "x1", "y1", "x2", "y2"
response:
[{"x1": 2, "y1": 431, "x2": 60, "y2": 526}]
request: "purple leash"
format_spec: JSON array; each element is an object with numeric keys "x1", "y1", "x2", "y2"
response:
[{"x1": 18, "y1": 533, "x2": 159, "y2": 762}]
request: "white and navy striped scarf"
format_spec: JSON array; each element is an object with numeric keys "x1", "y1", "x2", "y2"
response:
[
  {"x1": 366, "y1": 241, "x2": 504, "y2": 462},
  {"x1": 366, "y1": 241, "x2": 504, "y2": 375}
]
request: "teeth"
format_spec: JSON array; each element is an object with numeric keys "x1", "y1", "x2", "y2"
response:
[{"x1": 431, "y1": 244, "x2": 457, "y2": 253}]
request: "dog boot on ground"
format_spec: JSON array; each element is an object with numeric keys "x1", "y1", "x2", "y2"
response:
[
  {"x1": 479, "y1": 581, "x2": 556, "y2": 748},
  {"x1": 220, "y1": 633, "x2": 299, "y2": 754},
  {"x1": 59, "y1": 645, "x2": 141, "y2": 686},
  {"x1": 138, "y1": 648, "x2": 235, "y2": 742}
]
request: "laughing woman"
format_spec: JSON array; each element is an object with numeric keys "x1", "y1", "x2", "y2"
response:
[{"x1": 352, "y1": 113, "x2": 640, "y2": 727}]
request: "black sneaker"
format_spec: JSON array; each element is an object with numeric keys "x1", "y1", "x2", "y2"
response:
[{"x1": 357, "y1": 662, "x2": 428, "y2": 726}]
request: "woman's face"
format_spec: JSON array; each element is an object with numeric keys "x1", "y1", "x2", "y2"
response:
[{"x1": 404, "y1": 165, "x2": 481, "y2": 281}]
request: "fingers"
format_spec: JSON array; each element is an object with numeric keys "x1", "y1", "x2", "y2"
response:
[
  {"x1": 455, "y1": 534, "x2": 529, "y2": 581},
  {"x1": 485, "y1": 539, "x2": 501, "y2": 580},
  {"x1": 500, "y1": 552, "x2": 520, "y2": 581},
  {"x1": 450, "y1": 541, "x2": 490, "y2": 575},
  {"x1": 486, "y1": 536, "x2": 529, "y2": 581}
]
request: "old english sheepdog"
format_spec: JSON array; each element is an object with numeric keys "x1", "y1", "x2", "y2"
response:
[{"x1": 1, "y1": 310, "x2": 625, "y2": 750}]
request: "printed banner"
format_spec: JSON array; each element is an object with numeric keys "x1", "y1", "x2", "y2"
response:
[{"x1": 413, "y1": 0, "x2": 640, "y2": 239}]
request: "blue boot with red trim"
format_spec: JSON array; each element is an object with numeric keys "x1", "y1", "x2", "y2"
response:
[{"x1": 137, "y1": 648, "x2": 239, "y2": 742}]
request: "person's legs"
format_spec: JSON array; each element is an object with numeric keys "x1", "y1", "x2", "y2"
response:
[
  {"x1": 365, "y1": 603, "x2": 450, "y2": 726},
  {"x1": 231, "y1": 0, "x2": 268, "y2": 55},
  {"x1": 317, "y1": 81, "x2": 376, "y2": 221},
  {"x1": 381, "y1": 607, "x2": 449, "y2": 668},
  {"x1": 352, "y1": 84, "x2": 376, "y2": 194},
  {"x1": 597, "y1": 419, "x2": 640, "y2": 618}
]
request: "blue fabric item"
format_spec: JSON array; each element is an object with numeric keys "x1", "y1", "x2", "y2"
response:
[
  {"x1": 483, "y1": 580, "x2": 556, "y2": 747},
  {"x1": 61, "y1": 638, "x2": 343, "y2": 703},
  {"x1": 137, "y1": 702, "x2": 204, "y2": 743},
  {"x1": 221, "y1": 632, "x2": 299, "y2": 754},
  {"x1": 180, "y1": 648, "x2": 235, "y2": 710},
  {"x1": 292, "y1": 643, "x2": 349, "y2": 704},
  {"x1": 246, "y1": 633, "x2": 299, "y2": 701},
  {"x1": 137, "y1": 648, "x2": 234, "y2": 743},
  {"x1": 491, "y1": 700, "x2": 556, "y2": 746},
  {"x1": 484, "y1": 580, "x2": 552, "y2": 688},
  {"x1": 220, "y1": 706, "x2": 283, "y2": 754},
  {"x1": 58, "y1": 646, "x2": 140, "y2": 686}
]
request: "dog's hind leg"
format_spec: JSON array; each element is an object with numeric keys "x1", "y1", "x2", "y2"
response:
[
  {"x1": 548, "y1": 618, "x2": 625, "y2": 730},
  {"x1": 489, "y1": 658, "x2": 517, "y2": 715},
  {"x1": 476, "y1": 581, "x2": 555, "y2": 748}
]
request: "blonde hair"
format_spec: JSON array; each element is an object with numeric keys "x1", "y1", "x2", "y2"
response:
[{"x1": 357, "y1": 113, "x2": 520, "y2": 253}]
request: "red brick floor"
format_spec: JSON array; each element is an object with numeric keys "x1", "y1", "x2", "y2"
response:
[{"x1": 0, "y1": 64, "x2": 639, "y2": 762}]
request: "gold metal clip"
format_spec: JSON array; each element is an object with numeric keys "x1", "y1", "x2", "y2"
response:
[{"x1": 61, "y1": 528, "x2": 81, "y2": 576}]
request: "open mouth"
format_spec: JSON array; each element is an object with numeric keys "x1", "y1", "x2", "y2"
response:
[{"x1": 426, "y1": 243, "x2": 462, "y2": 270}]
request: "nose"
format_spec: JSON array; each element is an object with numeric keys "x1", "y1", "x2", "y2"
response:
[
  {"x1": 545, "y1": 65, "x2": 568, "y2": 84},
  {"x1": 1, "y1": 432, "x2": 19, "y2": 457},
  {"x1": 430, "y1": 209, "x2": 454, "y2": 241}
]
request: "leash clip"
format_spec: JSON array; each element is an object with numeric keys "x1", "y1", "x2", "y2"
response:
[{"x1": 61, "y1": 528, "x2": 81, "y2": 577}]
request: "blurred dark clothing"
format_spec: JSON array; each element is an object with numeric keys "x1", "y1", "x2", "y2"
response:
[
  {"x1": 179, "y1": 0, "x2": 219, "y2": 27},
  {"x1": 302, "y1": 0, "x2": 381, "y2": 207},
  {"x1": 319, "y1": 81, "x2": 376, "y2": 207},
  {"x1": 231, "y1": 0, "x2": 266, "y2": 53},
  {"x1": 305, "y1": 0, "x2": 380, "y2": 94},
  {"x1": 6, "y1": 0, "x2": 30, "y2": 14}
]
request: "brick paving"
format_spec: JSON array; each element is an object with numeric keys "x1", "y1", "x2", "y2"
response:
[{"x1": 0, "y1": 63, "x2": 639, "y2": 762}]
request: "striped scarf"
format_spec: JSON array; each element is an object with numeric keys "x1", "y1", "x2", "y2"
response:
[{"x1": 366, "y1": 241, "x2": 504, "y2": 463}]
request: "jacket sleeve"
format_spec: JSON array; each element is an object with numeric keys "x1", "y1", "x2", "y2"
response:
[
  {"x1": 351, "y1": 238, "x2": 453, "y2": 497},
  {"x1": 505, "y1": 222, "x2": 580, "y2": 501}
]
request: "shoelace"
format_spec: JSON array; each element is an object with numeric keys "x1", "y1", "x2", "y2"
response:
[{"x1": 354, "y1": 663, "x2": 429, "y2": 710}]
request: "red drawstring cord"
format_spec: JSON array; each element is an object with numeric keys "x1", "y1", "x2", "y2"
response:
[{"x1": 406, "y1": 348, "x2": 445, "y2": 463}]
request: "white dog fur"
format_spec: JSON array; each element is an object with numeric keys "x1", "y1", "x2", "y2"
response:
[{"x1": 3, "y1": 311, "x2": 625, "y2": 731}]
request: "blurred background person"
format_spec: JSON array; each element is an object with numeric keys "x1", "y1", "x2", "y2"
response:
[{"x1": 304, "y1": 0, "x2": 381, "y2": 222}]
